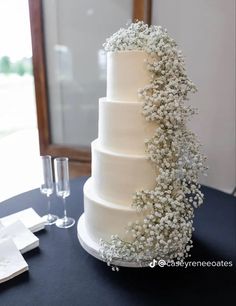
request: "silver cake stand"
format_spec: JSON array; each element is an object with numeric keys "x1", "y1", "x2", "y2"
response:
[{"x1": 77, "y1": 214, "x2": 148, "y2": 268}]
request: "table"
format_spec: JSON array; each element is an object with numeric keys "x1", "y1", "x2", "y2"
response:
[{"x1": 0, "y1": 177, "x2": 235, "y2": 306}]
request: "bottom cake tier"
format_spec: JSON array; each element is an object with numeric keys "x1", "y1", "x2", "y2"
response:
[
  {"x1": 77, "y1": 214, "x2": 149, "y2": 267},
  {"x1": 82, "y1": 177, "x2": 145, "y2": 243}
]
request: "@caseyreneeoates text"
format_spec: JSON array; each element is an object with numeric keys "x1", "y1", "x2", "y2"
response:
[{"x1": 149, "y1": 259, "x2": 233, "y2": 268}]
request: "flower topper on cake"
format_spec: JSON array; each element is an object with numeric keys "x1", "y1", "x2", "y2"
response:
[{"x1": 100, "y1": 22, "x2": 207, "y2": 267}]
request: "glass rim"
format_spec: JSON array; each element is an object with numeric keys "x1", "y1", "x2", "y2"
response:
[
  {"x1": 40, "y1": 155, "x2": 52, "y2": 159},
  {"x1": 54, "y1": 157, "x2": 69, "y2": 162}
]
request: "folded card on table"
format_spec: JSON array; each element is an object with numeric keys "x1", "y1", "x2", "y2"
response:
[
  {"x1": 0, "y1": 208, "x2": 45, "y2": 232},
  {"x1": 0, "y1": 220, "x2": 39, "y2": 254},
  {"x1": 0, "y1": 238, "x2": 28, "y2": 284}
]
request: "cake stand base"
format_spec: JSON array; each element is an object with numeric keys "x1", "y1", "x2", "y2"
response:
[{"x1": 77, "y1": 214, "x2": 148, "y2": 268}]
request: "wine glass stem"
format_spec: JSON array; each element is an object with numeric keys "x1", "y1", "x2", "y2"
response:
[
  {"x1": 47, "y1": 194, "x2": 51, "y2": 218},
  {"x1": 63, "y1": 197, "x2": 67, "y2": 220}
]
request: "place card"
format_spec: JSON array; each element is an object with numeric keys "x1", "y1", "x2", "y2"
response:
[
  {"x1": 1, "y1": 208, "x2": 45, "y2": 232},
  {"x1": 0, "y1": 220, "x2": 39, "y2": 254},
  {"x1": 0, "y1": 238, "x2": 28, "y2": 284}
]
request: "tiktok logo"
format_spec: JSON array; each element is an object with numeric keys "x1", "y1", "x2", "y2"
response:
[
  {"x1": 149, "y1": 259, "x2": 157, "y2": 268},
  {"x1": 149, "y1": 259, "x2": 166, "y2": 268}
]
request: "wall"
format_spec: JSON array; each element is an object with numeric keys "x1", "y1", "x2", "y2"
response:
[{"x1": 152, "y1": 0, "x2": 236, "y2": 193}]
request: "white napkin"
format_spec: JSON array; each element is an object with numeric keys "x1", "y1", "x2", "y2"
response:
[
  {"x1": 0, "y1": 238, "x2": 28, "y2": 283},
  {"x1": 0, "y1": 220, "x2": 39, "y2": 254},
  {"x1": 1, "y1": 208, "x2": 45, "y2": 233}
]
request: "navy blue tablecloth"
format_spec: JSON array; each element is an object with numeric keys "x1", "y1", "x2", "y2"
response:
[{"x1": 0, "y1": 177, "x2": 235, "y2": 306}]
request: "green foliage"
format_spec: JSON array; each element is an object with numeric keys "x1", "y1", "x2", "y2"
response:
[
  {"x1": 0, "y1": 56, "x2": 33, "y2": 76},
  {"x1": 0, "y1": 56, "x2": 11, "y2": 74},
  {"x1": 15, "y1": 62, "x2": 25, "y2": 76}
]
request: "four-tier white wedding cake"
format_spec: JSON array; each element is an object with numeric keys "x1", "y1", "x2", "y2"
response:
[{"x1": 78, "y1": 22, "x2": 206, "y2": 267}]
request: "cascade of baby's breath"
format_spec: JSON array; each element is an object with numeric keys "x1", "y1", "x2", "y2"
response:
[{"x1": 100, "y1": 22, "x2": 207, "y2": 266}]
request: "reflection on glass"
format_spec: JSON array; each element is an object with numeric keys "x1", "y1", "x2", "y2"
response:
[
  {"x1": 98, "y1": 49, "x2": 106, "y2": 81},
  {"x1": 54, "y1": 44, "x2": 73, "y2": 82},
  {"x1": 42, "y1": 0, "x2": 133, "y2": 147}
]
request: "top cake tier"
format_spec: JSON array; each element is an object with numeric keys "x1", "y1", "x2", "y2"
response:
[{"x1": 106, "y1": 51, "x2": 151, "y2": 102}]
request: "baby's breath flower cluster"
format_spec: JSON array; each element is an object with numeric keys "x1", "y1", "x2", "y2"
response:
[{"x1": 101, "y1": 22, "x2": 207, "y2": 266}]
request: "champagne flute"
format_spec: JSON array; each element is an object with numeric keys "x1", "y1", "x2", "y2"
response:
[
  {"x1": 54, "y1": 157, "x2": 75, "y2": 228},
  {"x1": 40, "y1": 155, "x2": 58, "y2": 225}
]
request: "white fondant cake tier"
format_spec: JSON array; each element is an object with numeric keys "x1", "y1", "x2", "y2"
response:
[
  {"x1": 91, "y1": 139, "x2": 156, "y2": 206},
  {"x1": 81, "y1": 50, "x2": 157, "y2": 260},
  {"x1": 98, "y1": 98, "x2": 157, "y2": 154},
  {"x1": 106, "y1": 51, "x2": 150, "y2": 102},
  {"x1": 83, "y1": 178, "x2": 145, "y2": 243}
]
